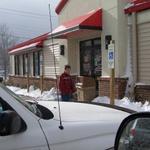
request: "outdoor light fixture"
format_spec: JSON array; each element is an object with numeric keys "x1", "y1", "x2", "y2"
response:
[
  {"x1": 105, "y1": 35, "x2": 112, "y2": 49},
  {"x1": 60, "y1": 45, "x2": 65, "y2": 55}
]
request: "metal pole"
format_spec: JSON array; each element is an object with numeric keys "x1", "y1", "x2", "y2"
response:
[
  {"x1": 108, "y1": 41, "x2": 115, "y2": 105},
  {"x1": 110, "y1": 68, "x2": 115, "y2": 105},
  {"x1": 48, "y1": 3, "x2": 63, "y2": 130}
]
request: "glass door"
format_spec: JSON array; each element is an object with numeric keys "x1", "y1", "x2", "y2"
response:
[{"x1": 80, "y1": 38, "x2": 101, "y2": 77}]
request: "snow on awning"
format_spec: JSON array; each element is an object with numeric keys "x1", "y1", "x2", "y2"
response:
[{"x1": 51, "y1": 9, "x2": 102, "y2": 38}]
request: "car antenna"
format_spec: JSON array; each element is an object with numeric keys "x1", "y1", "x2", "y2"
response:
[{"x1": 48, "y1": 3, "x2": 64, "y2": 130}]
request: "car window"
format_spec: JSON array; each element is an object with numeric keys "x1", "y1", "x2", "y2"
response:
[
  {"x1": 0, "y1": 84, "x2": 54, "y2": 119},
  {"x1": 0, "y1": 84, "x2": 35, "y2": 114},
  {"x1": 0, "y1": 97, "x2": 27, "y2": 136}
]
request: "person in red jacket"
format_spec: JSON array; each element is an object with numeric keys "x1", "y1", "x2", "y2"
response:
[{"x1": 59, "y1": 65, "x2": 76, "y2": 101}]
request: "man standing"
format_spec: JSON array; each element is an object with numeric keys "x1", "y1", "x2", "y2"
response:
[{"x1": 59, "y1": 65, "x2": 76, "y2": 101}]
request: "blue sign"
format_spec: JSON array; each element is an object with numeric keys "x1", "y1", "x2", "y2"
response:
[
  {"x1": 108, "y1": 43, "x2": 115, "y2": 68},
  {"x1": 109, "y1": 51, "x2": 114, "y2": 60}
]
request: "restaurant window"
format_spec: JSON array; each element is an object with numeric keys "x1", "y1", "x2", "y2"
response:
[
  {"x1": 33, "y1": 51, "x2": 40, "y2": 76},
  {"x1": 22, "y1": 54, "x2": 30, "y2": 76},
  {"x1": 22, "y1": 54, "x2": 26, "y2": 75},
  {"x1": 14, "y1": 55, "x2": 20, "y2": 75},
  {"x1": 80, "y1": 38, "x2": 101, "y2": 77}
]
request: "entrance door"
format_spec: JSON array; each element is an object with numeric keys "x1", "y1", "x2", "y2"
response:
[{"x1": 80, "y1": 38, "x2": 101, "y2": 77}]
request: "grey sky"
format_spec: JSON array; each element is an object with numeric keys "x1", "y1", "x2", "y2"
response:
[{"x1": 0, "y1": 0, "x2": 59, "y2": 42}]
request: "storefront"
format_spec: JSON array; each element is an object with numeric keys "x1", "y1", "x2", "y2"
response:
[
  {"x1": 52, "y1": 0, "x2": 129, "y2": 100},
  {"x1": 8, "y1": 33, "x2": 62, "y2": 90}
]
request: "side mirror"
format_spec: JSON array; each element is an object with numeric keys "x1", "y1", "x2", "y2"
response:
[
  {"x1": 114, "y1": 112, "x2": 150, "y2": 150},
  {"x1": 0, "y1": 110, "x2": 25, "y2": 136}
]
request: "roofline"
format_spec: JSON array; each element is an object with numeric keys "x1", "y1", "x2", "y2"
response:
[
  {"x1": 55, "y1": 0, "x2": 69, "y2": 15},
  {"x1": 8, "y1": 32, "x2": 49, "y2": 52}
]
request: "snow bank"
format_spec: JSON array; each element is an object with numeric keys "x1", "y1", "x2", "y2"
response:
[
  {"x1": 40, "y1": 88, "x2": 61, "y2": 101},
  {"x1": 7, "y1": 86, "x2": 21, "y2": 93},
  {"x1": 93, "y1": 97, "x2": 150, "y2": 112},
  {"x1": 7, "y1": 86, "x2": 150, "y2": 112},
  {"x1": 7, "y1": 86, "x2": 60, "y2": 100}
]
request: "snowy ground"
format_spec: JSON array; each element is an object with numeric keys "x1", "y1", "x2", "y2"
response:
[{"x1": 7, "y1": 86, "x2": 150, "y2": 112}]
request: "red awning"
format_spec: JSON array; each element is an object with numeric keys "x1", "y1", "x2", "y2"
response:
[
  {"x1": 8, "y1": 33, "x2": 49, "y2": 55},
  {"x1": 51, "y1": 9, "x2": 102, "y2": 38},
  {"x1": 125, "y1": 0, "x2": 150, "y2": 14}
]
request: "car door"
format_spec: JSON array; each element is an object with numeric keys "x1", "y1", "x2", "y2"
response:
[
  {"x1": 0, "y1": 96, "x2": 49, "y2": 150},
  {"x1": 39, "y1": 119, "x2": 116, "y2": 150}
]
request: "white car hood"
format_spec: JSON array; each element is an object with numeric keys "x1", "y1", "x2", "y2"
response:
[
  {"x1": 38, "y1": 101, "x2": 131, "y2": 149},
  {"x1": 38, "y1": 101, "x2": 130, "y2": 122}
]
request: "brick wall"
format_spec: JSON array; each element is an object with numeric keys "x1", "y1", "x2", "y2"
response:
[
  {"x1": 8, "y1": 75, "x2": 78, "y2": 91},
  {"x1": 98, "y1": 77, "x2": 128, "y2": 99},
  {"x1": 8, "y1": 75, "x2": 56, "y2": 90},
  {"x1": 135, "y1": 85, "x2": 150, "y2": 102}
]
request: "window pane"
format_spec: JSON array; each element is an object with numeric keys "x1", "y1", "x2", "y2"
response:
[
  {"x1": 84, "y1": 41, "x2": 92, "y2": 46},
  {"x1": 33, "y1": 52, "x2": 40, "y2": 76},
  {"x1": 93, "y1": 39, "x2": 101, "y2": 46}
]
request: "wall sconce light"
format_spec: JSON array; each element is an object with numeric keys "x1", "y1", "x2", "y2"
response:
[
  {"x1": 105, "y1": 35, "x2": 112, "y2": 49},
  {"x1": 60, "y1": 45, "x2": 65, "y2": 55}
]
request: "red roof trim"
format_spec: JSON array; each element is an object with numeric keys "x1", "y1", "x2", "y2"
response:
[
  {"x1": 125, "y1": 1, "x2": 150, "y2": 14},
  {"x1": 55, "y1": 0, "x2": 68, "y2": 14},
  {"x1": 9, "y1": 32, "x2": 49, "y2": 52}
]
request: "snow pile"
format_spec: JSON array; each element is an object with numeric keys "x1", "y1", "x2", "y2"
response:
[
  {"x1": 7, "y1": 86, "x2": 21, "y2": 93},
  {"x1": 93, "y1": 97, "x2": 150, "y2": 112},
  {"x1": 40, "y1": 88, "x2": 61, "y2": 101},
  {"x1": 11, "y1": 87, "x2": 42, "y2": 99},
  {"x1": 7, "y1": 86, "x2": 60, "y2": 100}
]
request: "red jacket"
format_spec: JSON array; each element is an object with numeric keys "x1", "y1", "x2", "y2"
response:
[{"x1": 59, "y1": 72, "x2": 76, "y2": 94}]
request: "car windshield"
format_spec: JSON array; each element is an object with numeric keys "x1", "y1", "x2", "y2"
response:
[{"x1": 0, "y1": 84, "x2": 36, "y2": 115}]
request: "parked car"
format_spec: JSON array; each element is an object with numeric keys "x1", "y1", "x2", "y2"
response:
[
  {"x1": 126, "y1": 118, "x2": 150, "y2": 149},
  {"x1": 0, "y1": 83, "x2": 133, "y2": 150},
  {"x1": 114, "y1": 112, "x2": 150, "y2": 150}
]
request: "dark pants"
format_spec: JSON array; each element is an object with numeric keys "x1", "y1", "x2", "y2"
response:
[{"x1": 61, "y1": 94, "x2": 72, "y2": 102}]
